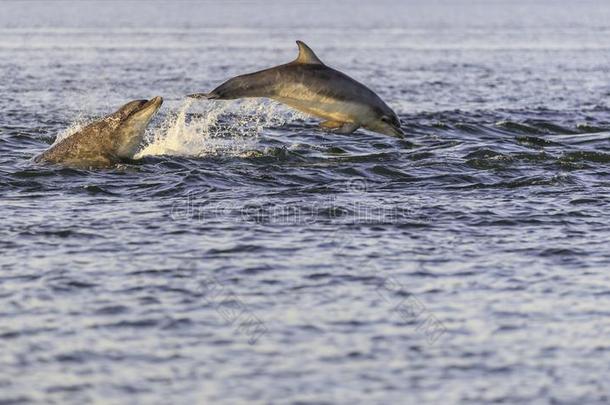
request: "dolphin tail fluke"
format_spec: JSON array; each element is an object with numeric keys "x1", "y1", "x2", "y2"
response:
[{"x1": 187, "y1": 92, "x2": 219, "y2": 100}]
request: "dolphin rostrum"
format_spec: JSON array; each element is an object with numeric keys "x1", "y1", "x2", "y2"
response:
[
  {"x1": 188, "y1": 41, "x2": 403, "y2": 137},
  {"x1": 35, "y1": 97, "x2": 163, "y2": 168}
]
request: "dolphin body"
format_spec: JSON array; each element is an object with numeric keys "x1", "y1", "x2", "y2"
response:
[
  {"x1": 189, "y1": 41, "x2": 403, "y2": 137},
  {"x1": 35, "y1": 97, "x2": 163, "y2": 168}
]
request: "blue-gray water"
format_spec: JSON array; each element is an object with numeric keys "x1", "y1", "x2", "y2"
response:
[{"x1": 2, "y1": 0, "x2": 610, "y2": 403}]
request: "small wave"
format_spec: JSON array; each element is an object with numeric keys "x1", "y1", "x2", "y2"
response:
[
  {"x1": 560, "y1": 151, "x2": 610, "y2": 164},
  {"x1": 515, "y1": 135, "x2": 559, "y2": 148},
  {"x1": 496, "y1": 121, "x2": 547, "y2": 135}
]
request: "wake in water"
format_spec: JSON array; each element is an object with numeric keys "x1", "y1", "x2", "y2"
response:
[{"x1": 136, "y1": 98, "x2": 304, "y2": 159}]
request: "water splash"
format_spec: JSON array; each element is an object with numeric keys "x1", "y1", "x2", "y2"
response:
[
  {"x1": 52, "y1": 114, "x2": 94, "y2": 145},
  {"x1": 136, "y1": 98, "x2": 302, "y2": 159}
]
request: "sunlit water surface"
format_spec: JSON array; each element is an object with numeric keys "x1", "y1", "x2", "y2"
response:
[{"x1": 1, "y1": 0, "x2": 610, "y2": 403}]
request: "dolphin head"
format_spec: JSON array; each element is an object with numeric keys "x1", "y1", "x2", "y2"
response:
[
  {"x1": 364, "y1": 107, "x2": 404, "y2": 138},
  {"x1": 113, "y1": 96, "x2": 163, "y2": 158}
]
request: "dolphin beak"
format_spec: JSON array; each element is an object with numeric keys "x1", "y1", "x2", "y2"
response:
[
  {"x1": 130, "y1": 96, "x2": 163, "y2": 120},
  {"x1": 146, "y1": 96, "x2": 163, "y2": 108},
  {"x1": 373, "y1": 122, "x2": 404, "y2": 138},
  {"x1": 389, "y1": 125, "x2": 404, "y2": 138},
  {"x1": 134, "y1": 96, "x2": 163, "y2": 115},
  {"x1": 365, "y1": 116, "x2": 405, "y2": 138}
]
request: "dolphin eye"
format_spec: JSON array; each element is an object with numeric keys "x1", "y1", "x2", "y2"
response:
[{"x1": 382, "y1": 115, "x2": 400, "y2": 127}]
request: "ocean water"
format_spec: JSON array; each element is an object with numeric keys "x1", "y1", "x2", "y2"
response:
[{"x1": 1, "y1": 0, "x2": 610, "y2": 403}]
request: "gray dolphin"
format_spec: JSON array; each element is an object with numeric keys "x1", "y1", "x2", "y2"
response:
[
  {"x1": 35, "y1": 97, "x2": 163, "y2": 168},
  {"x1": 188, "y1": 41, "x2": 403, "y2": 137}
]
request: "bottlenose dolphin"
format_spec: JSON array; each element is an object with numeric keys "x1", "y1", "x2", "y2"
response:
[
  {"x1": 188, "y1": 41, "x2": 403, "y2": 137},
  {"x1": 35, "y1": 97, "x2": 163, "y2": 168}
]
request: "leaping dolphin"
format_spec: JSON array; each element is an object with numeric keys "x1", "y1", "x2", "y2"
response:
[
  {"x1": 35, "y1": 97, "x2": 163, "y2": 168},
  {"x1": 188, "y1": 41, "x2": 403, "y2": 137}
]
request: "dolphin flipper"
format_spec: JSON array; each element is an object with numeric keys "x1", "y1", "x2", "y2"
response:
[
  {"x1": 319, "y1": 121, "x2": 360, "y2": 134},
  {"x1": 333, "y1": 122, "x2": 360, "y2": 134},
  {"x1": 319, "y1": 120, "x2": 344, "y2": 129}
]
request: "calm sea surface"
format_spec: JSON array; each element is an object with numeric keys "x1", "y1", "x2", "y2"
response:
[{"x1": 1, "y1": 0, "x2": 610, "y2": 403}]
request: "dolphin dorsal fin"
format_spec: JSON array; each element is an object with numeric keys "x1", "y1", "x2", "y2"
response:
[{"x1": 294, "y1": 40, "x2": 324, "y2": 65}]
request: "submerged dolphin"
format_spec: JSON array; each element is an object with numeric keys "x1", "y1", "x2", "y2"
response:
[
  {"x1": 188, "y1": 41, "x2": 403, "y2": 137},
  {"x1": 35, "y1": 97, "x2": 163, "y2": 168}
]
